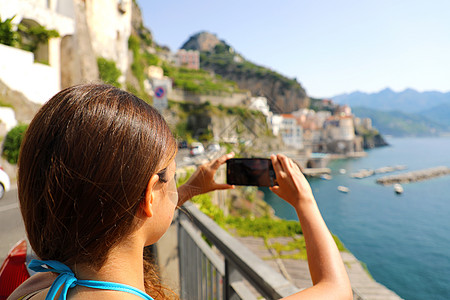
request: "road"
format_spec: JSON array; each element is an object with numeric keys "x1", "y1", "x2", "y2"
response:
[{"x1": 0, "y1": 186, "x2": 26, "y2": 261}]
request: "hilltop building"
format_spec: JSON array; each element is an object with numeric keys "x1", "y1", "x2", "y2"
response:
[{"x1": 174, "y1": 49, "x2": 200, "y2": 70}]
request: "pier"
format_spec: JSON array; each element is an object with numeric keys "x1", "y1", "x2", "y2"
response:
[
  {"x1": 376, "y1": 166, "x2": 450, "y2": 185},
  {"x1": 351, "y1": 165, "x2": 407, "y2": 179}
]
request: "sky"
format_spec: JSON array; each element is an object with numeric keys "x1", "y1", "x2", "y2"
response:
[{"x1": 137, "y1": 0, "x2": 450, "y2": 99}]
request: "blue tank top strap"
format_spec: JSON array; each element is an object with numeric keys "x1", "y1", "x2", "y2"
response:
[{"x1": 28, "y1": 259, "x2": 154, "y2": 300}]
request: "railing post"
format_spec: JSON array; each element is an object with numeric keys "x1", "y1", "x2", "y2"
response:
[{"x1": 224, "y1": 259, "x2": 243, "y2": 300}]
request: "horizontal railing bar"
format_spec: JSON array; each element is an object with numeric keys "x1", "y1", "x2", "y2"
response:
[
  {"x1": 181, "y1": 202, "x2": 300, "y2": 299},
  {"x1": 230, "y1": 281, "x2": 259, "y2": 300},
  {"x1": 179, "y1": 214, "x2": 225, "y2": 276}
]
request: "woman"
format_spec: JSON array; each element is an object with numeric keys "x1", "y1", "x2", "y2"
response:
[{"x1": 10, "y1": 84, "x2": 351, "y2": 299}]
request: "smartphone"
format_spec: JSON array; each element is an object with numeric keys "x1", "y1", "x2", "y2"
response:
[{"x1": 226, "y1": 158, "x2": 277, "y2": 187}]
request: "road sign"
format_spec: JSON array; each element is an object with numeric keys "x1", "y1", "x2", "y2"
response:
[
  {"x1": 153, "y1": 85, "x2": 168, "y2": 112},
  {"x1": 154, "y1": 86, "x2": 166, "y2": 99}
]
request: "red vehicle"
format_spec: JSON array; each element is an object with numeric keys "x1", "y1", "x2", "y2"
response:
[{"x1": 0, "y1": 240, "x2": 31, "y2": 299}]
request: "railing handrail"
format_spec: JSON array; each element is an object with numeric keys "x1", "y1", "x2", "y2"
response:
[{"x1": 180, "y1": 202, "x2": 301, "y2": 299}]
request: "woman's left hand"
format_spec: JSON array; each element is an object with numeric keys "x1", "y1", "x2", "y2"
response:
[{"x1": 177, "y1": 152, "x2": 235, "y2": 206}]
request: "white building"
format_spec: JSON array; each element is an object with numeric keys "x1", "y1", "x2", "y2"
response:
[
  {"x1": 0, "y1": 0, "x2": 76, "y2": 104},
  {"x1": 280, "y1": 114, "x2": 303, "y2": 150},
  {"x1": 269, "y1": 114, "x2": 283, "y2": 136},
  {"x1": 0, "y1": 0, "x2": 133, "y2": 104},
  {"x1": 249, "y1": 97, "x2": 271, "y2": 118},
  {"x1": 84, "y1": 0, "x2": 132, "y2": 78}
]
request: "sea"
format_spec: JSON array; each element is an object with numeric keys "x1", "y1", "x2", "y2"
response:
[{"x1": 262, "y1": 137, "x2": 450, "y2": 300}]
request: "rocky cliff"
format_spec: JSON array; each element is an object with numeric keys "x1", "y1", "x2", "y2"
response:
[{"x1": 181, "y1": 32, "x2": 309, "y2": 113}]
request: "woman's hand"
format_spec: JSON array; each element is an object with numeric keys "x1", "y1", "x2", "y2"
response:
[
  {"x1": 177, "y1": 152, "x2": 235, "y2": 206},
  {"x1": 269, "y1": 154, "x2": 314, "y2": 209},
  {"x1": 271, "y1": 154, "x2": 353, "y2": 300}
]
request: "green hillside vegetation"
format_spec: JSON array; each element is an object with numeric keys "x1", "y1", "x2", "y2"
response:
[
  {"x1": 200, "y1": 44, "x2": 300, "y2": 91},
  {"x1": 352, "y1": 106, "x2": 449, "y2": 136},
  {"x1": 126, "y1": 33, "x2": 244, "y2": 102},
  {"x1": 168, "y1": 100, "x2": 269, "y2": 144},
  {"x1": 162, "y1": 64, "x2": 242, "y2": 95}
]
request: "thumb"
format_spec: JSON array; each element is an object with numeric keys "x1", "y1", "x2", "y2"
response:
[
  {"x1": 269, "y1": 186, "x2": 281, "y2": 195},
  {"x1": 214, "y1": 183, "x2": 235, "y2": 191}
]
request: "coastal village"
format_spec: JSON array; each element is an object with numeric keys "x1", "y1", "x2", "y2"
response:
[
  {"x1": 0, "y1": 0, "x2": 385, "y2": 167},
  {"x1": 0, "y1": 1, "x2": 407, "y2": 300}
]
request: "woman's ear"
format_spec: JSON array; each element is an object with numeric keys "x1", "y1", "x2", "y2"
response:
[{"x1": 142, "y1": 174, "x2": 160, "y2": 217}]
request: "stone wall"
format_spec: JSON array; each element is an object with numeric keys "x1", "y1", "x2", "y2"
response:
[
  {"x1": 84, "y1": 0, "x2": 132, "y2": 80},
  {"x1": 169, "y1": 89, "x2": 250, "y2": 107}
]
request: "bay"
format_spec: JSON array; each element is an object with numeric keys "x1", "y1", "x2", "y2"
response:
[{"x1": 263, "y1": 137, "x2": 450, "y2": 300}]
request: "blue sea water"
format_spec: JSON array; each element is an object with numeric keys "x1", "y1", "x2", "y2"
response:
[{"x1": 263, "y1": 137, "x2": 450, "y2": 300}]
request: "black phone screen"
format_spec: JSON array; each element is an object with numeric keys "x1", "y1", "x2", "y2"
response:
[{"x1": 226, "y1": 158, "x2": 277, "y2": 187}]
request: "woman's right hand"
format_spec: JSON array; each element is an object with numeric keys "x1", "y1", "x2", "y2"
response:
[
  {"x1": 269, "y1": 154, "x2": 315, "y2": 209},
  {"x1": 271, "y1": 154, "x2": 353, "y2": 300}
]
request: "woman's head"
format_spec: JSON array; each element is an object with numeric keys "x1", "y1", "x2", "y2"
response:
[{"x1": 18, "y1": 84, "x2": 177, "y2": 268}]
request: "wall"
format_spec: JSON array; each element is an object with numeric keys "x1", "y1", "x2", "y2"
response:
[
  {"x1": 0, "y1": 44, "x2": 59, "y2": 104},
  {"x1": 84, "y1": 0, "x2": 132, "y2": 79},
  {"x1": 169, "y1": 89, "x2": 250, "y2": 107},
  {"x1": 0, "y1": 0, "x2": 76, "y2": 92},
  {"x1": 0, "y1": 108, "x2": 18, "y2": 137}
]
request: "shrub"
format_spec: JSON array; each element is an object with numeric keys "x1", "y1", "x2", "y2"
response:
[
  {"x1": 2, "y1": 124, "x2": 28, "y2": 164},
  {"x1": 0, "y1": 16, "x2": 20, "y2": 47},
  {"x1": 17, "y1": 23, "x2": 59, "y2": 52},
  {"x1": 97, "y1": 57, "x2": 121, "y2": 88}
]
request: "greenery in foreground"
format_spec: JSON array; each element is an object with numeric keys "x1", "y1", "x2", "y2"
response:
[
  {"x1": 178, "y1": 168, "x2": 347, "y2": 260},
  {"x1": 191, "y1": 192, "x2": 302, "y2": 238}
]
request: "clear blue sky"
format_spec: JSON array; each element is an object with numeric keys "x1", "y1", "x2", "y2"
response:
[{"x1": 137, "y1": 0, "x2": 450, "y2": 98}]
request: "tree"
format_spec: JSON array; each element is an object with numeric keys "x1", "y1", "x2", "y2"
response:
[{"x1": 2, "y1": 124, "x2": 28, "y2": 164}]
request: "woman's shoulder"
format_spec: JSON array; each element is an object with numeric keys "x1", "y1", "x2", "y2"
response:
[{"x1": 7, "y1": 273, "x2": 56, "y2": 300}]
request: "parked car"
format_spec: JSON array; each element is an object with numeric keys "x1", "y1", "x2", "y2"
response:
[
  {"x1": 189, "y1": 142, "x2": 205, "y2": 156},
  {"x1": 207, "y1": 143, "x2": 221, "y2": 152},
  {"x1": 178, "y1": 140, "x2": 188, "y2": 149},
  {"x1": 0, "y1": 167, "x2": 11, "y2": 199},
  {"x1": 0, "y1": 240, "x2": 31, "y2": 298}
]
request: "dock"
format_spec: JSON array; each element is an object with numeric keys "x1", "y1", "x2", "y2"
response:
[
  {"x1": 351, "y1": 165, "x2": 407, "y2": 179},
  {"x1": 376, "y1": 166, "x2": 450, "y2": 185},
  {"x1": 303, "y1": 167, "x2": 331, "y2": 177}
]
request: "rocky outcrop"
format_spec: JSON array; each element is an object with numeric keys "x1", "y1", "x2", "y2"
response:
[
  {"x1": 181, "y1": 32, "x2": 221, "y2": 52},
  {"x1": 212, "y1": 72, "x2": 309, "y2": 113},
  {"x1": 362, "y1": 133, "x2": 389, "y2": 149},
  {"x1": 181, "y1": 31, "x2": 309, "y2": 113},
  {"x1": 0, "y1": 79, "x2": 41, "y2": 123}
]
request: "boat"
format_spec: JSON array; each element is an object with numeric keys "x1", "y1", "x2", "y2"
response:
[
  {"x1": 339, "y1": 168, "x2": 347, "y2": 174},
  {"x1": 320, "y1": 174, "x2": 332, "y2": 180},
  {"x1": 337, "y1": 186, "x2": 350, "y2": 193},
  {"x1": 394, "y1": 184, "x2": 404, "y2": 194}
]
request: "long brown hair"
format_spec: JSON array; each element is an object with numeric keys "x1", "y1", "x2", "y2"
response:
[{"x1": 18, "y1": 84, "x2": 177, "y2": 298}]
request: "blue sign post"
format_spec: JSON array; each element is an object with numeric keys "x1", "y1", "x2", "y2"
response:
[{"x1": 153, "y1": 85, "x2": 168, "y2": 112}]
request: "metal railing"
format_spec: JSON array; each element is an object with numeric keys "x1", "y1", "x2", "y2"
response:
[{"x1": 177, "y1": 202, "x2": 300, "y2": 300}]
